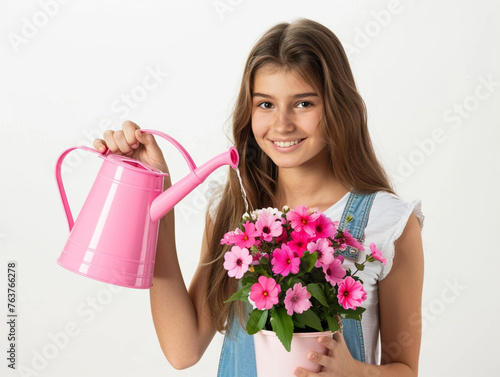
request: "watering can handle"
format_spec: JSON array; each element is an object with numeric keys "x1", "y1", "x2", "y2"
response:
[
  {"x1": 55, "y1": 146, "x2": 104, "y2": 231},
  {"x1": 140, "y1": 129, "x2": 197, "y2": 172},
  {"x1": 56, "y1": 130, "x2": 198, "y2": 231}
]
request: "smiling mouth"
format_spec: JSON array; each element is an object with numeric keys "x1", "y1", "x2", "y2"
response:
[{"x1": 273, "y1": 139, "x2": 304, "y2": 148}]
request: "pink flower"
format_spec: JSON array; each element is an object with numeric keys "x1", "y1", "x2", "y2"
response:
[
  {"x1": 286, "y1": 205, "x2": 320, "y2": 235},
  {"x1": 307, "y1": 238, "x2": 334, "y2": 268},
  {"x1": 223, "y1": 246, "x2": 253, "y2": 279},
  {"x1": 310, "y1": 214, "x2": 337, "y2": 239},
  {"x1": 220, "y1": 231, "x2": 236, "y2": 245},
  {"x1": 255, "y1": 213, "x2": 283, "y2": 242},
  {"x1": 284, "y1": 283, "x2": 312, "y2": 316},
  {"x1": 249, "y1": 276, "x2": 281, "y2": 310},
  {"x1": 271, "y1": 243, "x2": 301, "y2": 276},
  {"x1": 344, "y1": 230, "x2": 365, "y2": 251},
  {"x1": 336, "y1": 229, "x2": 365, "y2": 251},
  {"x1": 322, "y1": 258, "x2": 346, "y2": 285},
  {"x1": 258, "y1": 207, "x2": 283, "y2": 218},
  {"x1": 232, "y1": 221, "x2": 261, "y2": 249},
  {"x1": 288, "y1": 231, "x2": 311, "y2": 257},
  {"x1": 369, "y1": 243, "x2": 386, "y2": 265},
  {"x1": 275, "y1": 220, "x2": 288, "y2": 244},
  {"x1": 337, "y1": 276, "x2": 367, "y2": 310}
]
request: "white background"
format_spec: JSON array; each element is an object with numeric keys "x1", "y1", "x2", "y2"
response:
[{"x1": 0, "y1": 0, "x2": 499, "y2": 376}]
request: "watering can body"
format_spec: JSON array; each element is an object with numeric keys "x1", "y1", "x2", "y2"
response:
[{"x1": 56, "y1": 129, "x2": 238, "y2": 289}]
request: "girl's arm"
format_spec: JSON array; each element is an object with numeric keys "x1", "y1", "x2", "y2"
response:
[
  {"x1": 294, "y1": 213, "x2": 424, "y2": 377},
  {"x1": 149, "y1": 209, "x2": 218, "y2": 370},
  {"x1": 375, "y1": 212, "x2": 424, "y2": 375}
]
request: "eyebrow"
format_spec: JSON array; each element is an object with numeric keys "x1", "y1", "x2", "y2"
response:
[{"x1": 252, "y1": 92, "x2": 319, "y2": 99}]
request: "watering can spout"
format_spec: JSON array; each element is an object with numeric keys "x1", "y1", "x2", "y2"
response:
[{"x1": 150, "y1": 146, "x2": 239, "y2": 222}]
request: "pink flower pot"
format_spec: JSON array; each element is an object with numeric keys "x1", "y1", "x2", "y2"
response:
[{"x1": 253, "y1": 330, "x2": 333, "y2": 376}]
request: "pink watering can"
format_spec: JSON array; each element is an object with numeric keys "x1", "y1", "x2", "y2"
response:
[{"x1": 56, "y1": 129, "x2": 239, "y2": 289}]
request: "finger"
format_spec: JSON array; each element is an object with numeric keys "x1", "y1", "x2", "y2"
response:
[
  {"x1": 306, "y1": 349, "x2": 331, "y2": 368},
  {"x1": 301, "y1": 336, "x2": 337, "y2": 370},
  {"x1": 293, "y1": 367, "x2": 319, "y2": 377},
  {"x1": 135, "y1": 129, "x2": 158, "y2": 149},
  {"x1": 332, "y1": 331, "x2": 344, "y2": 345},
  {"x1": 122, "y1": 120, "x2": 140, "y2": 149},
  {"x1": 103, "y1": 130, "x2": 119, "y2": 154},
  {"x1": 318, "y1": 334, "x2": 338, "y2": 352},
  {"x1": 114, "y1": 130, "x2": 133, "y2": 155},
  {"x1": 93, "y1": 138, "x2": 107, "y2": 153}
]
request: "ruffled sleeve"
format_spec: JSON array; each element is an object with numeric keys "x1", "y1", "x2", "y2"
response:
[{"x1": 378, "y1": 196, "x2": 424, "y2": 281}]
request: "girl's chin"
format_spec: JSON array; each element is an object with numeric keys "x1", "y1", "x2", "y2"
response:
[
  {"x1": 269, "y1": 156, "x2": 308, "y2": 170},
  {"x1": 268, "y1": 150, "x2": 330, "y2": 170}
]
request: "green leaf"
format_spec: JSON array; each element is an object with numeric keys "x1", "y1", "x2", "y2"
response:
[
  {"x1": 307, "y1": 283, "x2": 329, "y2": 307},
  {"x1": 294, "y1": 320, "x2": 306, "y2": 329},
  {"x1": 324, "y1": 285, "x2": 334, "y2": 304},
  {"x1": 252, "y1": 264, "x2": 270, "y2": 278},
  {"x1": 241, "y1": 275, "x2": 257, "y2": 286},
  {"x1": 354, "y1": 262, "x2": 365, "y2": 271},
  {"x1": 336, "y1": 306, "x2": 366, "y2": 318},
  {"x1": 343, "y1": 307, "x2": 366, "y2": 315},
  {"x1": 224, "y1": 291, "x2": 247, "y2": 303},
  {"x1": 324, "y1": 312, "x2": 341, "y2": 333},
  {"x1": 288, "y1": 276, "x2": 305, "y2": 287},
  {"x1": 224, "y1": 285, "x2": 251, "y2": 303},
  {"x1": 259, "y1": 256, "x2": 269, "y2": 265},
  {"x1": 294, "y1": 310, "x2": 324, "y2": 332},
  {"x1": 270, "y1": 307, "x2": 294, "y2": 352},
  {"x1": 246, "y1": 309, "x2": 268, "y2": 335},
  {"x1": 323, "y1": 283, "x2": 332, "y2": 299},
  {"x1": 298, "y1": 252, "x2": 317, "y2": 276},
  {"x1": 344, "y1": 314, "x2": 362, "y2": 321}
]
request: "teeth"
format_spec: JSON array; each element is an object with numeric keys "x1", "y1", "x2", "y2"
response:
[{"x1": 273, "y1": 140, "x2": 301, "y2": 148}]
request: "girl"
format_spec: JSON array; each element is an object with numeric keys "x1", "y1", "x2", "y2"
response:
[{"x1": 94, "y1": 18, "x2": 424, "y2": 377}]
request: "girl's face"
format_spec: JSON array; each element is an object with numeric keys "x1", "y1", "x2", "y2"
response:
[{"x1": 251, "y1": 65, "x2": 327, "y2": 170}]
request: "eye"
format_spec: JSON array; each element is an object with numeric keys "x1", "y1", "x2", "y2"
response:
[
  {"x1": 258, "y1": 102, "x2": 273, "y2": 109},
  {"x1": 297, "y1": 101, "x2": 313, "y2": 108}
]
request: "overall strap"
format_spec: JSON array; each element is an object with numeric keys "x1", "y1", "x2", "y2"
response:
[
  {"x1": 336, "y1": 190, "x2": 377, "y2": 262},
  {"x1": 336, "y1": 189, "x2": 377, "y2": 363},
  {"x1": 218, "y1": 317, "x2": 257, "y2": 377}
]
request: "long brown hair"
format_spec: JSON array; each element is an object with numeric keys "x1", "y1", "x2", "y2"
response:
[{"x1": 206, "y1": 18, "x2": 395, "y2": 332}]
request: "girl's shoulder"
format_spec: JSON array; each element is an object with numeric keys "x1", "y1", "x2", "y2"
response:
[
  {"x1": 368, "y1": 190, "x2": 424, "y2": 280},
  {"x1": 370, "y1": 190, "x2": 424, "y2": 231}
]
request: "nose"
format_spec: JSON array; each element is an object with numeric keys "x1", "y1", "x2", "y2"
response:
[{"x1": 273, "y1": 107, "x2": 295, "y2": 133}]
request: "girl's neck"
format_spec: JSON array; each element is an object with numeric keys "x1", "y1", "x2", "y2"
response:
[{"x1": 275, "y1": 152, "x2": 351, "y2": 212}]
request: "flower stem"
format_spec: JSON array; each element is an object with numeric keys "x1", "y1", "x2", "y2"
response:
[{"x1": 350, "y1": 260, "x2": 368, "y2": 277}]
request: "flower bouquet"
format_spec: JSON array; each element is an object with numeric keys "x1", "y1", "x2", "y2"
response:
[{"x1": 221, "y1": 205, "x2": 386, "y2": 352}]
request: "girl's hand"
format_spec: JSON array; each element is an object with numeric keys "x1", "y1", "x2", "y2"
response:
[
  {"x1": 93, "y1": 120, "x2": 169, "y2": 174},
  {"x1": 294, "y1": 332, "x2": 362, "y2": 377}
]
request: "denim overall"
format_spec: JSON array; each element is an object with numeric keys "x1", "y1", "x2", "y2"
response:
[{"x1": 217, "y1": 190, "x2": 376, "y2": 377}]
